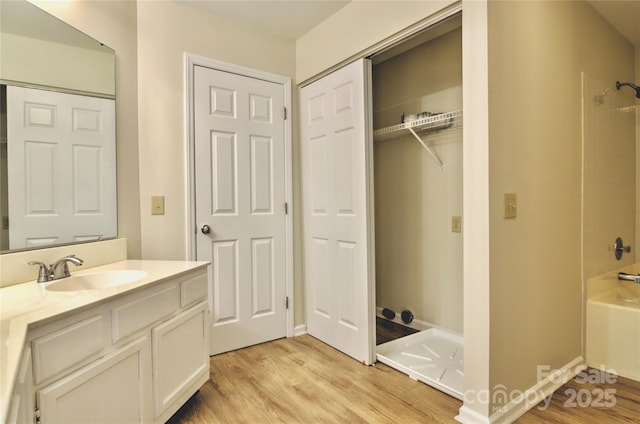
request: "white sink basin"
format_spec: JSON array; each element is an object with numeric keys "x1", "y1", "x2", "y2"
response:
[{"x1": 45, "y1": 270, "x2": 148, "y2": 292}]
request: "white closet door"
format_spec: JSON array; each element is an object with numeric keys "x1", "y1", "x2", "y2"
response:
[
  {"x1": 6, "y1": 86, "x2": 116, "y2": 249},
  {"x1": 300, "y1": 58, "x2": 375, "y2": 365}
]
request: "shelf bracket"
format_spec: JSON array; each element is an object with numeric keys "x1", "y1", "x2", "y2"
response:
[{"x1": 407, "y1": 127, "x2": 444, "y2": 169}]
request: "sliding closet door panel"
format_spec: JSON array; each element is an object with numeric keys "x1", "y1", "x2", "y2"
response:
[{"x1": 300, "y1": 58, "x2": 375, "y2": 365}]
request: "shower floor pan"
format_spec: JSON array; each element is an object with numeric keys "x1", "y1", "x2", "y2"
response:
[{"x1": 376, "y1": 328, "x2": 464, "y2": 400}]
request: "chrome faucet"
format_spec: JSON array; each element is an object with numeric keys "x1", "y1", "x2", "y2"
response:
[
  {"x1": 618, "y1": 272, "x2": 640, "y2": 284},
  {"x1": 28, "y1": 255, "x2": 84, "y2": 283},
  {"x1": 50, "y1": 255, "x2": 84, "y2": 279}
]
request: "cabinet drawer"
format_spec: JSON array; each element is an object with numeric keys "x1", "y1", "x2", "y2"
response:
[
  {"x1": 32, "y1": 315, "x2": 104, "y2": 384},
  {"x1": 181, "y1": 271, "x2": 208, "y2": 307},
  {"x1": 112, "y1": 284, "x2": 180, "y2": 342}
]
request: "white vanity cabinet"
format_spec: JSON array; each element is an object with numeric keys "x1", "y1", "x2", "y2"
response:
[
  {"x1": 7, "y1": 348, "x2": 33, "y2": 424},
  {"x1": 11, "y1": 267, "x2": 209, "y2": 424},
  {"x1": 37, "y1": 337, "x2": 149, "y2": 424}
]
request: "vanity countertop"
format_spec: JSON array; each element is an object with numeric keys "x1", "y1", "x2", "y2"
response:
[{"x1": 0, "y1": 259, "x2": 209, "y2": 424}]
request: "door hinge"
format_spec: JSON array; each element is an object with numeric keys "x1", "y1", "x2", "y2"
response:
[
  {"x1": 284, "y1": 202, "x2": 288, "y2": 215},
  {"x1": 35, "y1": 408, "x2": 41, "y2": 423},
  {"x1": 283, "y1": 107, "x2": 287, "y2": 120},
  {"x1": 285, "y1": 296, "x2": 289, "y2": 309}
]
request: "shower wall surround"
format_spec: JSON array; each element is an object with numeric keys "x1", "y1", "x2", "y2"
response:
[
  {"x1": 636, "y1": 48, "x2": 640, "y2": 264},
  {"x1": 582, "y1": 73, "x2": 637, "y2": 279}
]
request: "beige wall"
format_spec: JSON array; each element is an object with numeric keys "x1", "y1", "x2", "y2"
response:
[
  {"x1": 32, "y1": 0, "x2": 141, "y2": 259},
  {"x1": 135, "y1": 2, "x2": 298, "y2": 322},
  {"x1": 0, "y1": 33, "x2": 115, "y2": 96},
  {"x1": 135, "y1": 0, "x2": 295, "y2": 259},
  {"x1": 373, "y1": 28, "x2": 463, "y2": 333},
  {"x1": 487, "y1": 0, "x2": 635, "y2": 412}
]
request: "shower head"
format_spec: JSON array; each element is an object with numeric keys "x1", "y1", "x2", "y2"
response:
[{"x1": 616, "y1": 81, "x2": 640, "y2": 99}]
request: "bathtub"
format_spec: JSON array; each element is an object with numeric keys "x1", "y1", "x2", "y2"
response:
[{"x1": 586, "y1": 265, "x2": 640, "y2": 382}]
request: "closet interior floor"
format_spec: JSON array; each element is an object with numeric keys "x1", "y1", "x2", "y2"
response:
[
  {"x1": 376, "y1": 316, "x2": 419, "y2": 345},
  {"x1": 377, "y1": 328, "x2": 464, "y2": 400}
]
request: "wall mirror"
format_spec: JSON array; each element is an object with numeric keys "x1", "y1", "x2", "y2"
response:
[{"x1": 0, "y1": 0, "x2": 117, "y2": 254}]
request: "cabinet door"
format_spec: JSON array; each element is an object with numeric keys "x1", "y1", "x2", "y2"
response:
[
  {"x1": 152, "y1": 301, "x2": 209, "y2": 421},
  {"x1": 37, "y1": 337, "x2": 147, "y2": 424},
  {"x1": 7, "y1": 347, "x2": 33, "y2": 424}
]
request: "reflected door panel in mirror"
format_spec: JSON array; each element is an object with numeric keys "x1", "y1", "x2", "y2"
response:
[
  {"x1": 0, "y1": 0, "x2": 116, "y2": 254},
  {"x1": 6, "y1": 86, "x2": 116, "y2": 250}
]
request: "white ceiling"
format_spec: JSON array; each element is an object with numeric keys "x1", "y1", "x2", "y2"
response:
[
  {"x1": 176, "y1": 1, "x2": 350, "y2": 39},
  {"x1": 587, "y1": 0, "x2": 640, "y2": 46},
  {"x1": 177, "y1": 1, "x2": 639, "y2": 47}
]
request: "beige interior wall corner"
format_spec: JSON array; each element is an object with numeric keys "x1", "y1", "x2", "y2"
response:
[{"x1": 487, "y1": 0, "x2": 635, "y2": 413}]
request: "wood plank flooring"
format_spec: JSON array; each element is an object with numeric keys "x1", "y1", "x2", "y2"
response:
[
  {"x1": 515, "y1": 368, "x2": 640, "y2": 423},
  {"x1": 170, "y1": 335, "x2": 640, "y2": 424}
]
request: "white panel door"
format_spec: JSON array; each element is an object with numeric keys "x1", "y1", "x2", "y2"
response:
[
  {"x1": 194, "y1": 65, "x2": 287, "y2": 355},
  {"x1": 6, "y1": 86, "x2": 116, "y2": 249},
  {"x1": 300, "y1": 59, "x2": 376, "y2": 365}
]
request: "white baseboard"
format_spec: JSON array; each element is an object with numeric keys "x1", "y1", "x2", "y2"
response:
[
  {"x1": 456, "y1": 356, "x2": 584, "y2": 424},
  {"x1": 294, "y1": 324, "x2": 307, "y2": 336},
  {"x1": 455, "y1": 406, "x2": 491, "y2": 424},
  {"x1": 488, "y1": 356, "x2": 584, "y2": 424}
]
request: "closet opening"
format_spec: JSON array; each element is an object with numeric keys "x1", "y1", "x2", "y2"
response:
[{"x1": 370, "y1": 12, "x2": 464, "y2": 400}]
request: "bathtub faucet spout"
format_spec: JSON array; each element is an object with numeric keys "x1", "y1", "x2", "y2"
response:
[{"x1": 618, "y1": 272, "x2": 640, "y2": 284}]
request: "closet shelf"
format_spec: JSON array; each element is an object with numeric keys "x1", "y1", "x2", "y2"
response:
[
  {"x1": 373, "y1": 109, "x2": 463, "y2": 170},
  {"x1": 374, "y1": 109, "x2": 463, "y2": 142}
]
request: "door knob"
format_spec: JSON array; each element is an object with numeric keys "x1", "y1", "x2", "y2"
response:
[{"x1": 201, "y1": 224, "x2": 211, "y2": 235}]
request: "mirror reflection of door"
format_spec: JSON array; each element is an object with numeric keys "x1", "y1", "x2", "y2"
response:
[{"x1": 5, "y1": 85, "x2": 116, "y2": 249}]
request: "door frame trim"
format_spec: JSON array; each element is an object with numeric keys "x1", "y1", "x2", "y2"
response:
[{"x1": 184, "y1": 53, "x2": 294, "y2": 338}]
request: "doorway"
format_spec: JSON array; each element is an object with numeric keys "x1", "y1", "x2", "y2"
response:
[
  {"x1": 186, "y1": 55, "x2": 294, "y2": 356},
  {"x1": 300, "y1": 12, "x2": 464, "y2": 399}
]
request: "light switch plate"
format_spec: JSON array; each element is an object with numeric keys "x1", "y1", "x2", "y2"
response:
[
  {"x1": 151, "y1": 196, "x2": 165, "y2": 215},
  {"x1": 504, "y1": 193, "x2": 517, "y2": 219},
  {"x1": 452, "y1": 216, "x2": 462, "y2": 233}
]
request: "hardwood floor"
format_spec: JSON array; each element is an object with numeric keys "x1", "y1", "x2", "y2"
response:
[
  {"x1": 515, "y1": 368, "x2": 640, "y2": 423},
  {"x1": 170, "y1": 335, "x2": 640, "y2": 424}
]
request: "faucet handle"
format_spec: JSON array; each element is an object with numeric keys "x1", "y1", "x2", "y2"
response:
[{"x1": 28, "y1": 261, "x2": 51, "y2": 283}]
